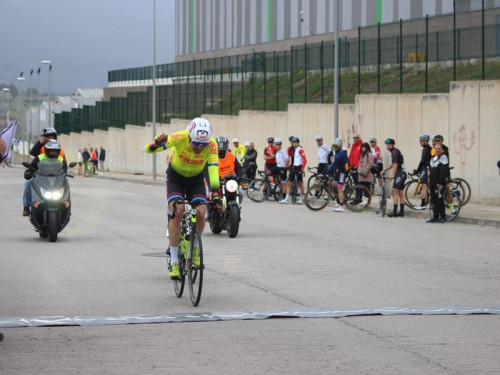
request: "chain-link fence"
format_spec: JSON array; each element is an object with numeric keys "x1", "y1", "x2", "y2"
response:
[{"x1": 56, "y1": 5, "x2": 500, "y2": 134}]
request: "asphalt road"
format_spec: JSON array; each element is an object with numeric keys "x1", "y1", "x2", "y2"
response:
[{"x1": 1, "y1": 167, "x2": 499, "y2": 374}]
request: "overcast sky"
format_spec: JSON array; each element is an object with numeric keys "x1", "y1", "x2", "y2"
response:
[{"x1": 0, "y1": 0, "x2": 176, "y2": 94}]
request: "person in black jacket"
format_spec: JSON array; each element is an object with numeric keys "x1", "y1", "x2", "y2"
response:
[
  {"x1": 414, "y1": 134, "x2": 432, "y2": 210},
  {"x1": 427, "y1": 144, "x2": 450, "y2": 223}
]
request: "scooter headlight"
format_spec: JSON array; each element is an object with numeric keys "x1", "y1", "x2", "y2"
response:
[
  {"x1": 225, "y1": 179, "x2": 238, "y2": 193},
  {"x1": 40, "y1": 187, "x2": 64, "y2": 200}
]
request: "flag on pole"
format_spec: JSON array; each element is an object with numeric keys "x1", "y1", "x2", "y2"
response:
[{"x1": 0, "y1": 121, "x2": 18, "y2": 161}]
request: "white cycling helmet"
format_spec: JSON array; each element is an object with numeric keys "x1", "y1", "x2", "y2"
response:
[
  {"x1": 232, "y1": 138, "x2": 239, "y2": 143},
  {"x1": 274, "y1": 138, "x2": 282, "y2": 144},
  {"x1": 188, "y1": 117, "x2": 212, "y2": 143},
  {"x1": 315, "y1": 134, "x2": 323, "y2": 140}
]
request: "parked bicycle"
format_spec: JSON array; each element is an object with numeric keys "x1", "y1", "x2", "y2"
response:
[
  {"x1": 404, "y1": 168, "x2": 470, "y2": 209},
  {"x1": 166, "y1": 198, "x2": 204, "y2": 306},
  {"x1": 428, "y1": 188, "x2": 462, "y2": 223},
  {"x1": 83, "y1": 163, "x2": 96, "y2": 177},
  {"x1": 376, "y1": 176, "x2": 388, "y2": 217},
  {"x1": 258, "y1": 170, "x2": 284, "y2": 201},
  {"x1": 304, "y1": 175, "x2": 371, "y2": 212}
]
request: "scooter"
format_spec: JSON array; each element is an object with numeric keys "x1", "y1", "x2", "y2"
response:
[
  {"x1": 207, "y1": 174, "x2": 241, "y2": 238},
  {"x1": 23, "y1": 160, "x2": 77, "y2": 242}
]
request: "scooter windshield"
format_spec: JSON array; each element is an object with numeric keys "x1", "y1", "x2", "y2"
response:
[{"x1": 38, "y1": 159, "x2": 65, "y2": 177}]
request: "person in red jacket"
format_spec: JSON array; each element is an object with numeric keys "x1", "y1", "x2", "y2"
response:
[{"x1": 349, "y1": 133, "x2": 363, "y2": 204}]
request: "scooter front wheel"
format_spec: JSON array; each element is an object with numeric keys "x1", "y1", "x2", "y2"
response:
[{"x1": 48, "y1": 211, "x2": 58, "y2": 242}]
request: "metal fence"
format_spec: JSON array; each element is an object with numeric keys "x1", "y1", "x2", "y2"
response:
[{"x1": 56, "y1": 8, "x2": 500, "y2": 134}]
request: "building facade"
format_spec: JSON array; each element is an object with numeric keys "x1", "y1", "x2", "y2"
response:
[{"x1": 176, "y1": 0, "x2": 499, "y2": 58}]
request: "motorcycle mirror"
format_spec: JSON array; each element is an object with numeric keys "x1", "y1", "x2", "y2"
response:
[
  {"x1": 22, "y1": 162, "x2": 31, "y2": 168},
  {"x1": 68, "y1": 162, "x2": 77, "y2": 168}
]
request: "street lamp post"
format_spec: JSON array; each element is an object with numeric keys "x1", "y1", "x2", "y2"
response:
[
  {"x1": 37, "y1": 67, "x2": 41, "y2": 136},
  {"x1": 17, "y1": 76, "x2": 26, "y2": 162},
  {"x1": 152, "y1": 0, "x2": 157, "y2": 180},
  {"x1": 42, "y1": 60, "x2": 52, "y2": 128}
]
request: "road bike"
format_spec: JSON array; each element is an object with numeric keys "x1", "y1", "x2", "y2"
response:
[
  {"x1": 83, "y1": 163, "x2": 97, "y2": 177},
  {"x1": 428, "y1": 188, "x2": 462, "y2": 223},
  {"x1": 166, "y1": 198, "x2": 204, "y2": 306},
  {"x1": 304, "y1": 175, "x2": 371, "y2": 212},
  {"x1": 258, "y1": 170, "x2": 284, "y2": 201},
  {"x1": 242, "y1": 176, "x2": 270, "y2": 202},
  {"x1": 376, "y1": 176, "x2": 388, "y2": 217},
  {"x1": 404, "y1": 169, "x2": 470, "y2": 209}
]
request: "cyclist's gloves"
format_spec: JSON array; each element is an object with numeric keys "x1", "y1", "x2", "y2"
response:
[{"x1": 154, "y1": 133, "x2": 168, "y2": 147}]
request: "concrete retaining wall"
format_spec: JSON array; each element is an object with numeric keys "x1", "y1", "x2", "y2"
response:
[{"x1": 59, "y1": 80, "x2": 500, "y2": 204}]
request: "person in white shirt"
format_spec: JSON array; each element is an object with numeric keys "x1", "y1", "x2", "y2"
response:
[
  {"x1": 315, "y1": 135, "x2": 330, "y2": 174},
  {"x1": 77, "y1": 149, "x2": 83, "y2": 177},
  {"x1": 269, "y1": 138, "x2": 288, "y2": 197}
]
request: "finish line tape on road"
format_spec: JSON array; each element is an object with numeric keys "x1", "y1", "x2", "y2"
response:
[{"x1": 1, "y1": 306, "x2": 499, "y2": 328}]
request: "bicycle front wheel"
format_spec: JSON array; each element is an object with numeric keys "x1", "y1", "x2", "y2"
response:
[
  {"x1": 304, "y1": 186, "x2": 330, "y2": 211},
  {"x1": 172, "y1": 250, "x2": 185, "y2": 298},
  {"x1": 188, "y1": 228, "x2": 203, "y2": 306},
  {"x1": 307, "y1": 174, "x2": 319, "y2": 191},
  {"x1": 246, "y1": 179, "x2": 270, "y2": 202},
  {"x1": 345, "y1": 185, "x2": 371, "y2": 212},
  {"x1": 404, "y1": 180, "x2": 428, "y2": 209}
]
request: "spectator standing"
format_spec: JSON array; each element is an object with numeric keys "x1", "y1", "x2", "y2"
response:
[
  {"x1": 77, "y1": 149, "x2": 83, "y2": 176},
  {"x1": 315, "y1": 135, "x2": 330, "y2": 174},
  {"x1": 325, "y1": 138, "x2": 349, "y2": 212},
  {"x1": 99, "y1": 146, "x2": 106, "y2": 173},
  {"x1": 381, "y1": 138, "x2": 407, "y2": 218},
  {"x1": 427, "y1": 144, "x2": 450, "y2": 223},
  {"x1": 349, "y1": 133, "x2": 363, "y2": 203},
  {"x1": 271, "y1": 138, "x2": 288, "y2": 196},
  {"x1": 279, "y1": 137, "x2": 307, "y2": 204},
  {"x1": 369, "y1": 137, "x2": 384, "y2": 194},
  {"x1": 232, "y1": 138, "x2": 246, "y2": 163},
  {"x1": 357, "y1": 142, "x2": 375, "y2": 202},
  {"x1": 90, "y1": 147, "x2": 98, "y2": 175},
  {"x1": 414, "y1": 134, "x2": 432, "y2": 210},
  {"x1": 82, "y1": 148, "x2": 90, "y2": 174},
  {"x1": 263, "y1": 136, "x2": 277, "y2": 179},
  {"x1": 243, "y1": 142, "x2": 258, "y2": 179}
]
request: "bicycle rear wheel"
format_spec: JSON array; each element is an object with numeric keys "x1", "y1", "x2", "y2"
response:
[
  {"x1": 304, "y1": 186, "x2": 330, "y2": 211},
  {"x1": 450, "y1": 178, "x2": 471, "y2": 206},
  {"x1": 345, "y1": 185, "x2": 371, "y2": 212},
  {"x1": 246, "y1": 179, "x2": 270, "y2": 202},
  {"x1": 444, "y1": 190, "x2": 461, "y2": 223},
  {"x1": 273, "y1": 182, "x2": 284, "y2": 201},
  {"x1": 188, "y1": 228, "x2": 203, "y2": 306}
]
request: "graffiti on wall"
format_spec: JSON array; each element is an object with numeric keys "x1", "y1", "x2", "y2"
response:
[
  {"x1": 452, "y1": 125, "x2": 476, "y2": 166},
  {"x1": 341, "y1": 115, "x2": 361, "y2": 149}
]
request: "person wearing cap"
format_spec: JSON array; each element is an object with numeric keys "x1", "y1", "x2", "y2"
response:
[
  {"x1": 243, "y1": 142, "x2": 258, "y2": 180},
  {"x1": 381, "y1": 138, "x2": 407, "y2": 217},
  {"x1": 263, "y1": 137, "x2": 277, "y2": 179},
  {"x1": 414, "y1": 134, "x2": 432, "y2": 210},
  {"x1": 349, "y1": 133, "x2": 363, "y2": 204},
  {"x1": 279, "y1": 137, "x2": 307, "y2": 204},
  {"x1": 369, "y1": 137, "x2": 384, "y2": 194},
  {"x1": 270, "y1": 138, "x2": 288, "y2": 197},
  {"x1": 315, "y1": 135, "x2": 330, "y2": 174},
  {"x1": 232, "y1": 138, "x2": 246, "y2": 163}
]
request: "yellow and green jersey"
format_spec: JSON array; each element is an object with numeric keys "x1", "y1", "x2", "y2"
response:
[{"x1": 145, "y1": 130, "x2": 220, "y2": 190}]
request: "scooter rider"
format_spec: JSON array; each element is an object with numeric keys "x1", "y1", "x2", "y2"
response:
[
  {"x1": 24, "y1": 140, "x2": 67, "y2": 178},
  {"x1": 23, "y1": 128, "x2": 66, "y2": 216}
]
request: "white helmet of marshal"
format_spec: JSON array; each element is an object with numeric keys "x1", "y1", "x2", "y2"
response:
[{"x1": 188, "y1": 117, "x2": 212, "y2": 143}]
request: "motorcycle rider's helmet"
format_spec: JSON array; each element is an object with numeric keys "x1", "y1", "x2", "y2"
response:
[
  {"x1": 188, "y1": 117, "x2": 212, "y2": 144},
  {"x1": 215, "y1": 136, "x2": 229, "y2": 158},
  {"x1": 44, "y1": 140, "x2": 61, "y2": 159},
  {"x1": 42, "y1": 127, "x2": 58, "y2": 140}
]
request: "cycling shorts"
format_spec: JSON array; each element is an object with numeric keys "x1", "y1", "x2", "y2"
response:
[
  {"x1": 287, "y1": 166, "x2": 303, "y2": 183},
  {"x1": 393, "y1": 170, "x2": 407, "y2": 190},
  {"x1": 420, "y1": 169, "x2": 428, "y2": 184},
  {"x1": 265, "y1": 162, "x2": 277, "y2": 171},
  {"x1": 166, "y1": 165, "x2": 208, "y2": 204},
  {"x1": 270, "y1": 166, "x2": 286, "y2": 180},
  {"x1": 317, "y1": 163, "x2": 328, "y2": 174},
  {"x1": 333, "y1": 172, "x2": 347, "y2": 185}
]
